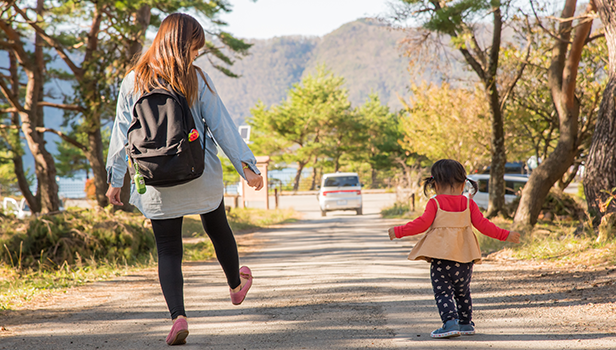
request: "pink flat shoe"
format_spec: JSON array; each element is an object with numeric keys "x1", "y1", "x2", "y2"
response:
[
  {"x1": 230, "y1": 266, "x2": 253, "y2": 305},
  {"x1": 166, "y1": 317, "x2": 189, "y2": 346}
]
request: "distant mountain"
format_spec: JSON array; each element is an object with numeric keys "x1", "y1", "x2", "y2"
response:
[{"x1": 200, "y1": 19, "x2": 412, "y2": 125}]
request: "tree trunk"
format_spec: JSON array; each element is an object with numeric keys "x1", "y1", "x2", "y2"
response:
[
  {"x1": 83, "y1": 129, "x2": 109, "y2": 207},
  {"x1": 584, "y1": 0, "x2": 616, "y2": 222},
  {"x1": 112, "y1": 5, "x2": 151, "y2": 212},
  {"x1": 292, "y1": 161, "x2": 307, "y2": 191},
  {"x1": 128, "y1": 5, "x2": 151, "y2": 62},
  {"x1": 7, "y1": 50, "x2": 39, "y2": 212},
  {"x1": 23, "y1": 0, "x2": 60, "y2": 213},
  {"x1": 485, "y1": 81, "x2": 506, "y2": 218},
  {"x1": 371, "y1": 167, "x2": 378, "y2": 189},
  {"x1": 309, "y1": 155, "x2": 319, "y2": 191},
  {"x1": 558, "y1": 161, "x2": 580, "y2": 191},
  {"x1": 513, "y1": 0, "x2": 595, "y2": 231}
]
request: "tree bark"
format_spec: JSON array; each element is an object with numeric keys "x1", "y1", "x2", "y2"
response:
[
  {"x1": 292, "y1": 161, "x2": 307, "y2": 191},
  {"x1": 113, "y1": 5, "x2": 151, "y2": 212},
  {"x1": 584, "y1": 0, "x2": 616, "y2": 222},
  {"x1": 513, "y1": 0, "x2": 595, "y2": 230},
  {"x1": 7, "y1": 51, "x2": 39, "y2": 212},
  {"x1": 371, "y1": 167, "x2": 378, "y2": 189},
  {"x1": 0, "y1": 0, "x2": 61, "y2": 213},
  {"x1": 78, "y1": 6, "x2": 110, "y2": 208},
  {"x1": 30, "y1": 0, "x2": 60, "y2": 213}
]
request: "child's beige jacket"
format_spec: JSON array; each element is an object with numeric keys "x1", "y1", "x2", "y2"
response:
[{"x1": 408, "y1": 197, "x2": 482, "y2": 264}]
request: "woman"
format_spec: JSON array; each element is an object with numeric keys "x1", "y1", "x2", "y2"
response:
[{"x1": 105, "y1": 13, "x2": 263, "y2": 346}]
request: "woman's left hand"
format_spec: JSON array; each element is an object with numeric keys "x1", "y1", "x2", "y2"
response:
[{"x1": 244, "y1": 166, "x2": 264, "y2": 191}]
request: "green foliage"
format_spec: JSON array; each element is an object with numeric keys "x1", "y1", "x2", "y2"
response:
[
  {"x1": 423, "y1": 0, "x2": 491, "y2": 34},
  {"x1": 399, "y1": 82, "x2": 492, "y2": 171},
  {"x1": 55, "y1": 128, "x2": 110, "y2": 178},
  {"x1": 353, "y1": 94, "x2": 403, "y2": 168},
  {"x1": 248, "y1": 66, "x2": 353, "y2": 189},
  {"x1": 219, "y1": 155, "x2": 240, "y2": 185}
]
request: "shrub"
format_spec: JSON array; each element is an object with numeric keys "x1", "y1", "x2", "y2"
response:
[{"x1": 0, "y1": 208, "x2": 155, "y2": 270}]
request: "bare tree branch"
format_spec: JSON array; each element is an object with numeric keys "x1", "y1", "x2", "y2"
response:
[
  {"x1": 38, "y1": 101, "x2": 85, "y2": 112},
  {"x1": 530, "y1": 0, "x2": 572, "y2": 45},
  {"x1": 500, "y1": 16, "x2": 533, "y2": 112},
  {"x1": 0, "y1": 124, "x2": 87, "y2": 151},
  {"x1": 0, "y1": 77, "x2": 25, "y2": 113}
]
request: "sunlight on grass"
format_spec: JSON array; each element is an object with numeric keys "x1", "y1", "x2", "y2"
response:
[
  {"x1": 0, "y1": 257, "x2": 154, "y2": 310},
  {"x1": 0, "y1": 207, "x2": 298, "y2": 310}
]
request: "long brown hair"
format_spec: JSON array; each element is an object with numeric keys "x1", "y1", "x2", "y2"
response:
[{"x1": 131, "y1": 13, "x2": 209, "y2": 106}]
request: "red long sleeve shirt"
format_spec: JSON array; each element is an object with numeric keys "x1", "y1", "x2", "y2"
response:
[{"x1": 394, "y1": 195, "x2": 510, "y2": 241}]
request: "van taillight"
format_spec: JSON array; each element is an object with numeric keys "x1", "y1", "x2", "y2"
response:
[{"x1": 322, "y1": 190, "x2": 361, "y2": 196}]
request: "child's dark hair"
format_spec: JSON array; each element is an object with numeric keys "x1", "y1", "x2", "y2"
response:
[{"x1": 423, "y1": 159, "x2": 478, "y2": 196}]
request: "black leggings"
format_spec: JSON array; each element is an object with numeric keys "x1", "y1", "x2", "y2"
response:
[
  {"x1": 150, "y1": 199, "x2": 241, "y2": 320},
  {"x1": 430, "y1": 259, "x2": 474, "y2": 324}
]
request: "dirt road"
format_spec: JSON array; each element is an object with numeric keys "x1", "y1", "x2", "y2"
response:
[{"x1": 1, "y1": 196, "x2": 616, "y2": 349}]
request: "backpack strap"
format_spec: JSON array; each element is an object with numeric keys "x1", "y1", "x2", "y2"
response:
[{"x1": 202, "y1": 117, "x2": 219, "y2": 148}]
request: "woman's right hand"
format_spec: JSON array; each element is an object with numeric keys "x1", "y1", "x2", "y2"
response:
[{"x1": 106, "y1": 186, "x2": 123, "y2": 206}]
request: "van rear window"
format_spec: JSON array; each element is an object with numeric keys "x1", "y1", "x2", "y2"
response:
[{"x1": 324, "y1": 176, "x2": 359, "y2": 187}]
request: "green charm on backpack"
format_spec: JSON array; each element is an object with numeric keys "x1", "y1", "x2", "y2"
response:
[{"x1": 133, "y1": 163, "x2": 146, "y2": 194}]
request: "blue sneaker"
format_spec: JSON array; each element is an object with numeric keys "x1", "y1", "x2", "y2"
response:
[
  {"x1": 430, "y1": 319, "x2": 460, "y2": 338},
  {"x1": 458, "y1": 321, "x2": 475, "y2": 335}
]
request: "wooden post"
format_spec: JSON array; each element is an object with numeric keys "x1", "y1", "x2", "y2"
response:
[
  {"x1": 410, "y1": 193, "x2": 415, "y2": 212},
  {"x1": 274, "y1": 188, "x2": 279, "y2": 209},
  {"x1": 241, "y1": 156, "x2": 270, "y2": 209}
]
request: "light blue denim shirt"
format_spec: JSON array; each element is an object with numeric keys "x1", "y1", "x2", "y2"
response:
[{"x1": 106, "y1": 70, "x2": 260, "y2": 219}]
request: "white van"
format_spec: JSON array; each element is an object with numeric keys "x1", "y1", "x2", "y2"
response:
[
  {"x1": 317, "y1": 172, "x2": 362, "y2": 216},
  {"x1": 466, "y1": 174, "x2": 529, "y2": 209}
]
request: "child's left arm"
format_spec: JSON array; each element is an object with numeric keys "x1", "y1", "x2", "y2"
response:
[{"x1": 469, "y1": 200, "x2": 510, "y2": 241}]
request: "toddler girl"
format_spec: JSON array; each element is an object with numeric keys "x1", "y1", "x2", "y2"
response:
[{"x1": 388, "y1": 159, "x2": 520, "y2": 338}]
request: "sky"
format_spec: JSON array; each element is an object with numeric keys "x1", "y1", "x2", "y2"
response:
[{"x1": 217, "y1": 0, "x2": 394, "y2": 39}]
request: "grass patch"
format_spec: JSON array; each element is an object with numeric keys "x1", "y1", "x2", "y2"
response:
[
  {"x1": 0, "y1": 207, "x2": 298, "y2": 310},
  {"x1": 381, "y1": 202, "x2": 415, "y2": 219},
  {"x1": 182, "y1": 208, "x2": 298, "y2": 261},
  {"x1": 0, "y1": 256, "x2": 155, "y2": 310},
  {"x1": 183, "y1": 241, "x2": 215, "y2": 262},
  {"x1": 182, "y1": 208, "x2": 298, "y2": 238}
]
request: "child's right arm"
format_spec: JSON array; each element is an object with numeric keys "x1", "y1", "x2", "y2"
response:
[{"x1": 389, "y1": 198, "x2": 438, "y2": 239}]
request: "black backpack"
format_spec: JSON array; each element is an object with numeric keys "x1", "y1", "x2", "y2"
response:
[{"x1": 126, "y1": 87, "x2": 205, "y2": 187}]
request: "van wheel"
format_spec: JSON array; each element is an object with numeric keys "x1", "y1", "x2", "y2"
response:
[
  {"x1": 321, "y1": 209, "x2": 327, "y2": 217},
  {"x1": 356, "y1": 207, "x2": 362, "y2": 215}
]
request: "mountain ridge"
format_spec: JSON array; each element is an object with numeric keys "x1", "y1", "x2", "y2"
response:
[{"x1": 199, "y1": 18, "x2": 411, "y2": 125}]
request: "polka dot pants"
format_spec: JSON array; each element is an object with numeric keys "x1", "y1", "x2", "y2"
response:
[{"x1": 430, "y1": 259, "x2": 473, "y2": 324}]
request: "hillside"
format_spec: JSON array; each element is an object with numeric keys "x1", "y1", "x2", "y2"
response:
[{"x1": 200, "y1": 19, "x2": 411, "y2": 125}]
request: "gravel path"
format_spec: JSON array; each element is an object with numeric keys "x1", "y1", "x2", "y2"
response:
[{"x1": 1, "y1": 199, "x2": 615, "y2": 349}]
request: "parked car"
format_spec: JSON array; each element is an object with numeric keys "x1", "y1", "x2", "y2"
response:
[
  {"x1": 317, "y1": 172, "x2": 363, "y2": 216},
  {"x1": 2, "y1": 197, "x2": 32, "y2": 219},
  {"x1": 476, "y1": 161, "x2": 527, "y2": 175},
  {"x1": 465, "y1": 174, "x2": 529, "y2": 210}
]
